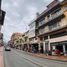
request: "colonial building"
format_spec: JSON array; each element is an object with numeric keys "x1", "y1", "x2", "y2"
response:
[
  {"x1": 22, "y1": 31, "x2": 29, "y2": 51},
  {"x1": 24, "y1": 31, "x2": 29, "y2": 45},
  {"x1": 35, "y1": 0, "x2": 67, "y2": 55},
  {"x1": 28, "y1": 20, "x2": 38, "y2": 53},
  {"x1": 10, "y1": 33, "x2": 24, "y2": 49}
]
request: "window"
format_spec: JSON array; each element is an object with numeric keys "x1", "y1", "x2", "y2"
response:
[
  {"x1": 49, "y1": 22, "x2": 60, "y2": 31},
  {"x1": 50, "y1": 31, "x2": 67, "y2": 38},
  {"x1": 39, "y1": 28, "x2": 44, "y2": 34},
  {"x1": 38, "y1": 18, "x2": 45, "y2": 26},
  {"x1": 44, "y1": 36, "x2": 48, "y2": 40},
  {"x1": 29, "y1": 22, "x2": 35, "y2": 29},
  {"x1": 51, "y1": 8, "x2": 61, "y2": 14},
  {"x1": 47, "y1": 15, "x2": 50, "y2": 18},
  {"x1": 64, "y1": 6, "x2": 67, "y2": 10},
  {"x1": 51, "y1": 8, "x2": 61, "y2": 18}
]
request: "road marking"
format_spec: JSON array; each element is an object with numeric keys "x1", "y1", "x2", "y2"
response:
[
  {"x1": 3, "y1": 51, "x2": 10, "y2": 67},
  {"x1": 23, "y1": 57, "x2": 48, "y2": 67},
  {"x1": 13, "y1": 50, "x2": 48, "y2": 67}
]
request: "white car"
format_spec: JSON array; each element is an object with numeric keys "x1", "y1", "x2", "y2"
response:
[{"x1": 5, "y1": 46, "x2": 11, "y2": 51}]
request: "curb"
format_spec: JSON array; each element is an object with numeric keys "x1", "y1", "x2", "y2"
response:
[
  {"x1": 15, "y1": 49, "x2": 67, "y2": 62},
  {"x1": 25, "y1": 52, "x2": 67, "y2": 62}
]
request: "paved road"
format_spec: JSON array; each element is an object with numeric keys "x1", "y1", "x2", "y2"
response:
[{"x1": 4, "y1": 49, "x2": 67, "y2": 67}]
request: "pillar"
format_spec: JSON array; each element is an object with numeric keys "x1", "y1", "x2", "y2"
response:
[
  {"x1": 48, "y1": 35, "x2": 51, "y2": 51},
  {"x1": 63, "y1": 45, "x2": 66, "y2": 56},
  {"x1": 43, "y1": 42, "x2": 45, "y2": 53},
  {"x1": 0, "y1": 25, "x2": 1, "y2": 31},
  {"x1": 38, "y1": 43, "x2": 41, "y2": 53}
]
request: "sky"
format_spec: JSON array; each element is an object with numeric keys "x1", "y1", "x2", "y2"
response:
[{"x1": 1, "y1": 0, "x2": 53, "y2": 42}]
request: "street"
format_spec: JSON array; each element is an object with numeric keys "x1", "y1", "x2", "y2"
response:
[{"x1": 4, "y1": 49, "x2": 67, "y2": 67}]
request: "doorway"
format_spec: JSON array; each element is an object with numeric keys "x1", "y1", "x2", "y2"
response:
[{"x1": 56, "y1": 45, "x2": 63, "y2": 52}]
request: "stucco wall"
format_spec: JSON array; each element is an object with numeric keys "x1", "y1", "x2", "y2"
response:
[{"x1": 59, "y1": 18, "x2": 67, "y2": 27}]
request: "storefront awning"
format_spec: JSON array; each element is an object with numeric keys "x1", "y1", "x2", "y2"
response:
[
  {"x1": 51, "y1": 41, "x2": 67, "y2": 46},
  {"x1": 49, "y1": 35, "x2": 67, "y2": 43}
]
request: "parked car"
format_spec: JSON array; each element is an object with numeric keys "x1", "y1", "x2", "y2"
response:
[{"x1": 5, "y1": 46, "x2": 11, "y2": 51}]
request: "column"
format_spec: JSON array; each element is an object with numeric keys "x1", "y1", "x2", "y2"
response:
[
  {"x1": 38, "y1": 43, "x2": 41, "y2": 53},
  {"x1": 63, "y1": 45, "x2": 66, "y2": 56},
  {"x1": 48, "y1": 35, "x2": 51, "y2": 51},
  {"x1": 43, "y1": 42, "x2": 45, "y2": 53},
  {"x1": 0, "y1": 25, "x2": 1, "y2": 31}
]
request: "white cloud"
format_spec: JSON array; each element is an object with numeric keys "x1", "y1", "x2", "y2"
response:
[
  {"x1": 1, "y1": 0, "x2": 53, "y2": 42},
  {"x1": 13, "y1": 1, "x2": 19, "y2": 7},
  {"x1": 11, "y1": 11, "x2": 20, "y2": 17},
  {"x1": 5, "y1": 16, "x2": 11, "y2": 21}
]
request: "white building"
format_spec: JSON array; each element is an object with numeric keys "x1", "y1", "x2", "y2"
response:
[
  {"x1": 28, "y1": 20, "x2": 39, "y2": 52},
  {"x1": 28, "y1": 21, "x2": 36, "y2": 43}
]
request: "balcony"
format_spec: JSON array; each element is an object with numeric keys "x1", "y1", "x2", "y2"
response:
[
  {"x1": 38, "y1": 29, "x2": 45, "y2": 35},
  {"x1": 38, "y1": 20, "x2": 46, "y2": 27},
  {"x1": 37, "y1": 10, "x2": 64, "y2": 28},
  {"x1": 37, "y1": 25, "x2": 67, "y2": 36},
  {"x1": 46, "y1": 10, "x2": 63, "y2": 23},
  {"x1": 64, "y1": 7, "x2": 67, "y2": 11}
]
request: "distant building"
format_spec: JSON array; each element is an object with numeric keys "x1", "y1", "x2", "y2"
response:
[
  {"x1": 35, "y1": 0, "x2": 67, "y2": 55},
  {"x1": 22, "y1": 31, "x2": 29, "y2": 51},
  {"x1": 10, "y1": 33, "x2": 24, "y2": 49},
  {"x1": 24, "y1": 31, "x2": 29, "y2": 45},
  {"x1": 29, "y1": 21, "x2": 36, "y2": 41}
]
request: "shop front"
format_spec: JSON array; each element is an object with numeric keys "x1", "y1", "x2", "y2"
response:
[
  {"x1": 51, "y1": 41, "x2": 67, "y2": 56},
  {"x1": 31, "y1": 43, "x2": 39, "y2": 53},
  {"x1": 49, "y1": 35, "x2": 67, "y2": 56}
]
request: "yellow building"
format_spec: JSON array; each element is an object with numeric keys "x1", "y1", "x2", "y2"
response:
[
  {"x1": 11, "y1": 33, "x2": 24, "y2": 49},
  {"x1": 35, "y1": 0, "x2": 67, "y2": 55}
]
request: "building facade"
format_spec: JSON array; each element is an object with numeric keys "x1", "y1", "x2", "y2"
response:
[
  {"x1": 35, "y1": 0, "x2": 67, "y2": 55},
  {"x1": 10, "y1": 33, "x2": 24, "y2": 49},
  {"x1": 22, "y1": 31, "x2": 29, "y2": 51},
  {"x1": 28, "y1": 20, "x2": 38, "y2": 53},
  {"x1": 0, "y1": 0, "x2": 6, "y2": 46}
]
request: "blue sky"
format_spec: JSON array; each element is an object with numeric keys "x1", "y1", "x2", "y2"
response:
[{"x1": 1, "y1": 0, "x2": 53, "y2": 42}]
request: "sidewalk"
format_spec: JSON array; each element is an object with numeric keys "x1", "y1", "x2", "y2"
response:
[
  {"x1": 0, "y1": 47, "x2": 4, "y2": 67},
  {"x1": 26, "y1": 52, "x2": 67, "y2": 62}
]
